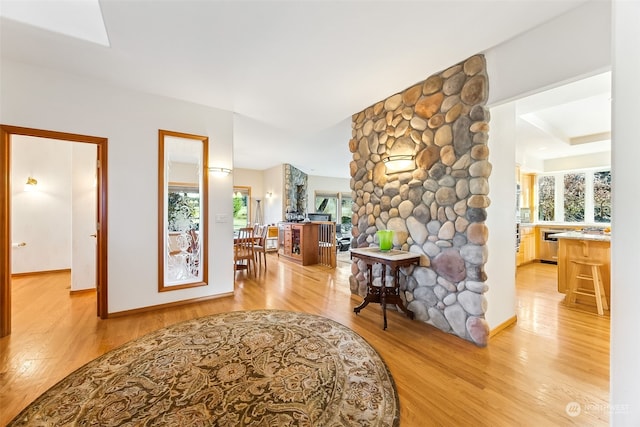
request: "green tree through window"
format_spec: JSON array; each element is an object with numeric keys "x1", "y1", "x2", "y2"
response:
[
  {"x1": 594, "y1": 171, "x2": 611, "y2": 223},
  {"x1": 233, "y1": 187, "x2": 250, "y2": 231},
  {"x1": 564, "y1": 173, "x2": 585, "y2": 222},
  {"x1": 538, "y1": 176, "x2": 555, "y2": 221}
]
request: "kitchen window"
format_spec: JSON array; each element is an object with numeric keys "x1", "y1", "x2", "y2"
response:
[{"x1": 537, "y1": 169, "x2": 611, "y2": 224}]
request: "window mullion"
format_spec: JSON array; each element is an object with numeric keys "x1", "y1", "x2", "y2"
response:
[
  {"x1": 585, "y1": 171, "x2": 595, "y2": 223},
  {"x1": 555, "y1": 172, "x2": 564, "y2": 223}
]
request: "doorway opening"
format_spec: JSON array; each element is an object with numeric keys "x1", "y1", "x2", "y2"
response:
[{"x1": 0, "y1": 125, "x2": 108, "y2": 337}]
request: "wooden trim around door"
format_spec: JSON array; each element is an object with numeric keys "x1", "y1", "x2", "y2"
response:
[
  {"x1": 0, "y1": 127, "x2": 10, "y2": 337},
  {"x1": 0, "y1": 125, "x2": 109, "y2": 337}
]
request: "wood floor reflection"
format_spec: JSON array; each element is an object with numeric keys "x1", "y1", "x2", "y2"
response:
[{"x1": 1, "y1": 257, "x2": 609, "y2": 426}]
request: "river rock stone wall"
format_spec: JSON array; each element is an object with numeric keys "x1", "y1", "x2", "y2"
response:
[
  {"x1": 348, "y1": 54, "x2": 491, "y2": 346},
  {"x1": 284, "y1": 164, "x2": 308, "y2": 217}
]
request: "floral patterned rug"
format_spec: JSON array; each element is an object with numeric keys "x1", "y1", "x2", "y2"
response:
[{"x1": 10, "y1": 310, "x2": 399, "y2": 426}]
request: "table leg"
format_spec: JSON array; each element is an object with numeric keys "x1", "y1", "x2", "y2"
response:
[
  {"x1": 352, "y1": 257, "x2": 418, "y2": 328},
  {"x1": 393, "y1": 266, "x2": 415, "y2": 320},
  {"x1": 381, "y1": 265, "x2": 387, "y2": 330},
  {"x1": 354, "y1": 263, "x2": 374, "y2": 314}
]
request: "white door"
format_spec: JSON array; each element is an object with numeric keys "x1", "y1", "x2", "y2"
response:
[{"x1": 71, "y1": 144, "x2": 97, "y2": 291}]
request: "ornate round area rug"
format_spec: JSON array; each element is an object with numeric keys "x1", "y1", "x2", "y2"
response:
[{"x1": 10, "y1": 310, "x2": 399, "y2": 426}]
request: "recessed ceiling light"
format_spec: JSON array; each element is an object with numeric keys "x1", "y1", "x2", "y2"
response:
[{"x1": 0, "y1": 0, "x2": 110, "y2": 47}]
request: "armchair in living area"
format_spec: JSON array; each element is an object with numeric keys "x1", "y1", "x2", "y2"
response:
[{"x1": 234, "y1": 227, "x2": 255, "y2": 277}]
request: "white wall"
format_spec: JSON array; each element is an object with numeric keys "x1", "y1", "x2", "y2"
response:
[
  {"x1": 169, "y1": 162, "x2": 199, "y2": 184},
  {"x1": 516, "y1": 152, "x2": 544, "y2": 173},
  {"x1": 11, "y1": 136, "x2": 72, "y2": 274},
  {"x1": 611, "y1": 0, "x2": 640, "y2": 424},
  {"x1": 486, "y1": 0, "x2": 611, "y2": 107},
  {"x1": 1, "y1": 60, "x2": 235, "y2": 313},
  {"x1": 263, "y1": 164, "x2": 284, "y2": 225},
  {"x1": 484, "y1": 103, "x2": 517, "y2": 330}
]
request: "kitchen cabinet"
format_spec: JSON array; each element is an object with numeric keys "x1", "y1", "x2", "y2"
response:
[
  {"x1": 520, "y1": 173, "x2": 535, "y2": 209},
  {"x1": 279, "y1": 223, "x2": 319, "y2": 266},
  {"x1": 518, "y1": 172, "x2": 535, "y2": 222},
  {"x1": 522, "y1": 226, "x2": 536, "y2": 263},
  {"x1": 517, "y1": 226, "x2": 536, "y2": 266}
]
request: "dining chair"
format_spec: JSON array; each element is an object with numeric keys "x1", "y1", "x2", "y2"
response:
[
  {"x1": 254, "y1": 225, "x2": 269, "y2": 271},
  {"x1": 234, "y1": 227, "x2": 255, "y2": 277}
]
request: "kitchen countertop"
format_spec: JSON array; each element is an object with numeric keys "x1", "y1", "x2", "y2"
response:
[
  {"x1": 551, "y1": 231, "x2": 611, "y2": 242},
  {"x1": 518, "y1": 222, "x2": 610, "y2": 227}
]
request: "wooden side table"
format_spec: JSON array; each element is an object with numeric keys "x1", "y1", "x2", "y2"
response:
[{"x1": 350, "y1": 247, "x2": 420, "y2": 330}]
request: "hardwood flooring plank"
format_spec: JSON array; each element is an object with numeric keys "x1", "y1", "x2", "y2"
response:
[{"x1": 0, "y1": 258, "x2": 609, "y2": 426}]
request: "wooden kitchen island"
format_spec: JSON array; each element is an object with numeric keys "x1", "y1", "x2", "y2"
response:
[{"x1": 554, "y1": 231, "x2": 611, "y2": 308}]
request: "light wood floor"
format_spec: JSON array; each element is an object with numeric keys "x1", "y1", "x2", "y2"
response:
[{"x1": 0, "y1": 257, "x2": 609, "y2": 426}]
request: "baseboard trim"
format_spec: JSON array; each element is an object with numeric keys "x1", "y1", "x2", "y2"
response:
[
  {"x1": 490, "y1": 315, "x2": 517, "y2": 338},
  {"x1": 70, "y1": 288, "x2": 96, "y2": 296},
  {"x1": 108, "y1": 292, "x2": 235, "y2": 318},
  {"x1": 11, "y1": 268, "x2": 71, "y2": 278}
]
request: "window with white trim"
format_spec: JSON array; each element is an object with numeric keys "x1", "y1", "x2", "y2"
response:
[{"x1": 536, "y1": 168, "x2": 611, "y2": 224}]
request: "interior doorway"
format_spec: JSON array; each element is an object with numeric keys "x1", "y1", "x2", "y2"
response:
[{"x1": 0, "y1": 125, "x2": 108, "y2": 337}]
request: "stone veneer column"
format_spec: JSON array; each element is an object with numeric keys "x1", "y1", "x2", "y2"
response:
[
  {"x1": 284, "y1": 164, "x2": 308, "y2": 216},
  {"x1": 348, "y1": 54, "x2": 491, "y2": 346}
]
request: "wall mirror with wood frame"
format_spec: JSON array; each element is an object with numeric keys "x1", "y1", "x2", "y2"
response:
[{"x1": 158, "y1": 130, "x2": 208, "y2": 291}]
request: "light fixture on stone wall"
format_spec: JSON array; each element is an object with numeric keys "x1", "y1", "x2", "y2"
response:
[
  {"x1": 208, "y1": 167, "x2": 231, "y2": 177},
  {"x1": 383, "y1": 155, "x2": 415, "y2": 173}
]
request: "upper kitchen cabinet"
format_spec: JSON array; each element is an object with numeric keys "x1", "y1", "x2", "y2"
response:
[
  {"x1": 520, "y1": 173, "x2": 534, "y2": 208},
  {"x1": 520, "y1": 172, "x2": 535, "y2": 222}
]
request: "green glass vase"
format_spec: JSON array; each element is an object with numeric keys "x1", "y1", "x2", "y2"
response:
[{"x1": 376, "y1": 230, "x2": 394, "y2": 252}]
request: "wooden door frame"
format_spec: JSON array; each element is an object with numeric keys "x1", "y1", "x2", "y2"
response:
[{"x1": 0, "y1": 125, "x2": 108, "y2": 337}]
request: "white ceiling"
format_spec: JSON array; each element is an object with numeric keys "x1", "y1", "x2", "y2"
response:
[
  {"x1": 0, "y1": 0, "x2": 598, "y2": 178},
  {"x1": 516, "y1": 71, "x2": 611, "y2": 166}
]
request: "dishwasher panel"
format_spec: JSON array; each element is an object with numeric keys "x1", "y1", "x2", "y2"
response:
[{"x1": 539, "y1": 229, "x2": 571, "y2": 263}]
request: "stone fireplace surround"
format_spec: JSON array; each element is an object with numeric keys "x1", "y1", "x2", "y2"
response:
[
  {"x1": 348, "y1": 54, "x2": 491, "y2": 346},
  {"x1": 284, "y1": 163, "x2": 308, "y2": 219}
]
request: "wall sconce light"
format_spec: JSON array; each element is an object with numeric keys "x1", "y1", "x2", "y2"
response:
[
  {"x1": 265, "y1": 192, "x2": 273, "y2": 198},
  {"x1": 208, "y1": 167, "x2": 232, "y2": 177},
  {"x1": 24, "y1": 176, "x2": 38, "y2": 192},
  {"x1": 382, "y1": 155, "x2": 416, "y2": 174}
]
